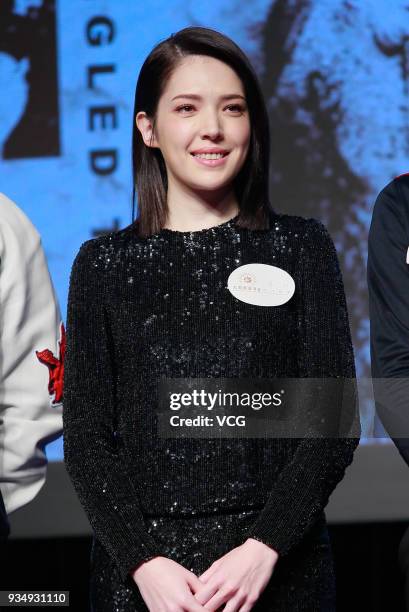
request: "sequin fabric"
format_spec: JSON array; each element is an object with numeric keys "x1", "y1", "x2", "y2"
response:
[
  {"x1": 63, "y1": 211, "x2": 359, "y2": 611},
  {"x1": 90, "y1": 510, "x2": 336, "y2": 611}
]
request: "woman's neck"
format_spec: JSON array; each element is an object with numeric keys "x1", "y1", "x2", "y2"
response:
[{"x1": 163, "y1": 187, "x2": 239, "y2": 232}]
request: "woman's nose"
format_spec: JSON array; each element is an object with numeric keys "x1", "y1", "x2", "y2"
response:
[{"x1": 199, "y1": 111, "x2": 223, "y2": 138}]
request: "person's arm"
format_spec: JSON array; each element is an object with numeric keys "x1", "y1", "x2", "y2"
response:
[
  {"x1": 0, "y1": 193, "x2": 63, "y2": 515},
  {"x1": 0, "y1": 490, "x2": 9, "y2": 540},
  {"x1": 367, "y1": 176, "x2": 409, "y2": 463},
  {"x1": 63, "y1": 239, "x2": 167, "y2": 583},
  {"x1": 241, "y1": 218, "x2": 360, "y2": 556}
]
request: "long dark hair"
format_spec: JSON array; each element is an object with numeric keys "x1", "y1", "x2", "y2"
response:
[{"x1": 131, "y1": 26, "x2": 274, "y2": 237}]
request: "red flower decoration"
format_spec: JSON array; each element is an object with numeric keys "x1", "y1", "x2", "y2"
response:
[{"x1": 36, "y1": 321, "x2": 65, "y2": 405}]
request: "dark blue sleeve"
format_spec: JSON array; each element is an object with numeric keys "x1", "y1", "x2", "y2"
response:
[
  {"x1": 367, "y1": 176, "x2": 409, "y2": 463},
  {"x1": 0, "y1": 489, "x2": 10, "y2": 541}
]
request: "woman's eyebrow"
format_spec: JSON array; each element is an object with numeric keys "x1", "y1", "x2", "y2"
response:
[{"x1": 171, "y1": 93, "x2": 246, "y2": 101}]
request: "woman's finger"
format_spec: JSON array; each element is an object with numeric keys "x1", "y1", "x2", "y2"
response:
[
  {"x1": 200, "y1": 584, "x2": 238, "y2": 611},
  {"x1": 223, "y1": 591, "x2": 247, "y2": 612},
  {"x1": 237, "y1": 604, "x2": 254, "y2": 612},
  {"x1": 198, "y1": 560, "x2": 219, "y2": 583},
  {"x1": 184, "y1": 591, "x2": 210, "y2": 612},
  {"x1": 191, "y1": 576, "x2": 220, "y2": 606},
  {"x1": 186, "y1": 570, "x2": 209, "y2": 593}
]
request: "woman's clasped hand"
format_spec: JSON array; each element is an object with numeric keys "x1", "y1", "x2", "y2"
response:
[{"x1": 131, "y1": 537, "x2": 278, "y2": 611}]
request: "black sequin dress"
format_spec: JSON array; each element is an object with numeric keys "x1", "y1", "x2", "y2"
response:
[{"x1": 63, "y1": 212, "x2": 359, "y2": 611}]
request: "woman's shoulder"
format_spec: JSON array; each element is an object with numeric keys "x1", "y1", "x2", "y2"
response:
[
  {"x1": 271, "y1": 211, "x2": 333, "y2": 244},
  {"x1": 72, "y1": 224, "x2": 140, "y2": 273},
  {"x1": 269, "y1": 213, "x2": 339, "y2": 268}
]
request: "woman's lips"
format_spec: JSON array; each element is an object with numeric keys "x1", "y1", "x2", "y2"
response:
[{"x1": 190, "y1": 152, "x2": 230, "y2": 167}]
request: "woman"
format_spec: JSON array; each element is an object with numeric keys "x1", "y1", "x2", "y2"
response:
[{"x1": 63, "y1": 26, "x2": 360, "y2": 611}]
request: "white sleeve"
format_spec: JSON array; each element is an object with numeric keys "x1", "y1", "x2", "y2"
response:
[{"x1": 0, "y1": 193, "x2": 63, "y2": 515}]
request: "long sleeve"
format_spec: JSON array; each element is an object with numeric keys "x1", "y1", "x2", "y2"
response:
[
  {"x1": 63, "y1": 239, "x2": 167, "y2": 582},
  {"x1": 367, "y1": 176, "x2": 409, "y2": 463},
  {"x1": 0, "y1": 193, "x2": 63, "y2": 516},
  {"x1": 243, "y1": 218, "x2": 360, "y2": 556}
]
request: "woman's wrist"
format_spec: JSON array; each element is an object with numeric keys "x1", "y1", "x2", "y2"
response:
[
  {"x1": 244, "y1": 537, "x2": 279, "y2": 562},
  {"x1": 130, "y1": 555, "x2": 162, "y2": 579}
]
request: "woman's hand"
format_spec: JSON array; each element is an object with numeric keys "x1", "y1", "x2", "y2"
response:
[
  {"x1": 131, "y1": 556, "x2": 209, "y2": 611},
  {"x1": 193, "y1": 538, "x2": 279, "y2": 611}
]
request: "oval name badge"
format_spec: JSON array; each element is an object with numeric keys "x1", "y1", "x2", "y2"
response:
[{"x1": 227, "y1": 263, "x2": 295, "y2": 307}]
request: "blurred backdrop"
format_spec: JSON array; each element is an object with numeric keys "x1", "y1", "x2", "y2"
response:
[{"x1": 1, "y1": 0, "x2": 408, "y2": 511}]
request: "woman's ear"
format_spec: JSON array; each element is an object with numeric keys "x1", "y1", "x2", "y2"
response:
[{"x1": 135, "y1": 112, "x2": 159, "y2": 149}]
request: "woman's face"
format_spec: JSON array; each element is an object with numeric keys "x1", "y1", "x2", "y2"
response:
[{"x1": 144, "y1": 54, "x2": 251, "y2": 197}]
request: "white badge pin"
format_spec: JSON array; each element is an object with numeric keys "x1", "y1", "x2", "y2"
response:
[
  {"x1": 227, "y1": 263, "x2": 295, "y2": 307},
  {"x1": 406, "y1": 247, "x2": 409, "y2": 264}
]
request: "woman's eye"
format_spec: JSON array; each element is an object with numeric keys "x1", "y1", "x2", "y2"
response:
[
  {"x1": 176, "y1": 105, "x2": 194, "y2": 113},
  {"x1": 175, "y1": 104, "x2": 246, "y2": 113},
  {"x1": 226, "y1": 104, "x2": 244, "y2": 112}
]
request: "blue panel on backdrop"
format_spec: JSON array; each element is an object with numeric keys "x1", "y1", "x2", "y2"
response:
[{"x1": 1, "y1": 0, "x2": 406, "y2": 458}]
